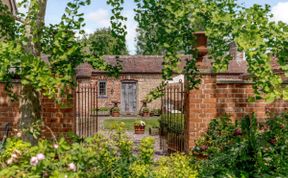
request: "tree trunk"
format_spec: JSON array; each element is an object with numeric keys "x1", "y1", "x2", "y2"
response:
[
  {"x1": 19, "y1": 0, "x2": 48, "y2": 143},
  {"x1": 19, "y1": 85, "x2": 41, "y2": 144}
]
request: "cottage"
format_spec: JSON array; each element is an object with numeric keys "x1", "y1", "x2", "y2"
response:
[{"x1": 76, "y1": 56, "x2": 185, "y2": 115}]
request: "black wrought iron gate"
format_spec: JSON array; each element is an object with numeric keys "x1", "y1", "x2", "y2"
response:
[
  {"x1": 160, "y1": 80, "x2": 185, "y2": 153},
  {"x1": 75, "y1": 82, "x2": 98, "y2": 138}
]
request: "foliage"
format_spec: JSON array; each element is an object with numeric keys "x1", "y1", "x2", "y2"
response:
[
  {"x1": 134, "y1": 120, "x2": 146, "y2": 127},
  {"x1": 152, "y1": 109, "x2": 161, "y2": 116},
  {"x1": 103, "y1": 118, "x2": 159, "y2": 130},
  {"x1": 134, "y1": 0, "x2": 288, "y2": 102},
  {"x1": 160, "y1": 113, "x2": 184, "y2": 134},
  {"x1": 111, "y1": 107, "x2": 120, "y2": 112},
  {"x1": 107, "y1": 0, "x2": 128, "y2": 55},
  {"x1": 0, "y1": 0, "x2": 125, "y2": 135},
  {"x1": 96, "y1": 107, "x2": 110, "y2": 112},
  {"x1": 194, "y1": 113, "x2": 288, "y2": 177},
  {"x1": 142, "y1": 107, "x2": 149, "y2": 113},
  {"x1": 0, "y1": 127, "x2": 197, "y2": 177},
  {"x1": 82, "y1": 27, "x2": 128, "y2": 56}
]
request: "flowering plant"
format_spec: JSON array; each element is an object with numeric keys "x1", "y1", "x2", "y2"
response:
[
  {"x1": 134, "y1": 120, "x2": 146, "y2": 127},
  {"x1": 0, "y1": 125, "x2": 197, "y2": 177}
]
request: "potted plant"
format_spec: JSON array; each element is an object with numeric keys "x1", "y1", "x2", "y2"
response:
[
  {"x1": 149, "y1": 123, "x2": 159, "y2": 136},
  {"x1": 111, "y1": 107, "x2": 120, "y2": 117},
  {"x1": 96, "y1": 107, "x2": 110, "y2": 116},
  {"x1": 150, "y1": 110, "x2": 155, "y2": 117},
  {"x1": 134, "y1": 120, "x2": 146, "y2": 134},
  {"x1": 153, "y1": 109, "x2": 161, "y2": 116},
  {"x1": 142, "y1": 107, "x2": 150, "y2": 117}
]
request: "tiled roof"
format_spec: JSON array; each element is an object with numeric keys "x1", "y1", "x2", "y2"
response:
[
  {"x1": 76, "y1": 55, "x2": 250, "y2": 78},
  {"x1": 91, "y1": 55, "x2": 190, "y2": 74}
]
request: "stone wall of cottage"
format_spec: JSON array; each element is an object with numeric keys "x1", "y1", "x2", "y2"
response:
[
  {"x1": 184, "y1": 74, "x2": 288, "y2": 151},
  {"x1": 0, "y1": 83, "x2": 74, "y2": 139},
  {"x1": 89, "y1": 74, "x2": 163, "y2": 114}
]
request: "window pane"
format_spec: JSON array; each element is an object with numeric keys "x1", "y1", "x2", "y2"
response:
[{"x1": 98, "y1": 81, "x2": 107, "y2": 96}]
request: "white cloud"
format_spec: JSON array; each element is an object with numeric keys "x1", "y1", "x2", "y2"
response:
[
  {"x1": 123, "y1": 10, "x2": 137, "y2": 55},
  {"x1": 85, "y1": 9, "x2": 138, "y2": 54},
  {"x1": 86, "y1": 9, "x2": 110, "y2": 28},
  {"x1": 84, "y1": 28, "x2": 93, "y2": 35},
  {"x1": 271, "y1": 2, "x2": 288, "y2": 24}
]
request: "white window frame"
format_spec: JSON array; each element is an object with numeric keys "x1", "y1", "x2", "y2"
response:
[{"x1": 98, "y1": 80, "x2": 107, "y2": 97}]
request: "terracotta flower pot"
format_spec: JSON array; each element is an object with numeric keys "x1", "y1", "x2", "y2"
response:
[
  {"x1": 142, "y1": 112, "x2": 149, "y2": 117},
  {"x1": 112, "y1": 112, "x2": 120, "y2": 117},
  {"x1": 134, "y1": 125, "x2": 145, "y2": 134}
]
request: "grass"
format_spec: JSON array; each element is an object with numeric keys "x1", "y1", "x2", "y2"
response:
[{"x1": 103, "y1": 117, "x2": 160, "y2": 130}]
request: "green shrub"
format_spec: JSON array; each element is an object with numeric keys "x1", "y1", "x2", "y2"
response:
[
  {"x1": 142, "y1": 107, "x2": 150, "y2": 113},
  {"x1": 160, "y1": 113, "x2": 184, "y2": 134},
  {"x1": 97, "y1": 107, "x2": 110, "y2": 111},
  {"x1": 194, "y1": 113, "x2": 288, "y2": 178},
  {"x1": 0, "y1": 125, "x2": 197, "y2": 177}
]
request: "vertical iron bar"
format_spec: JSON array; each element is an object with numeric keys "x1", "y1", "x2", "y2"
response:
[
  {"x1": 77, "y1": 84, "x2": 79, "y2": 136},
  {"x1": 82, "y1": 84, "x2": 84, "y2": 138},
  {"x1": 83, "y1": 83, "x2": 87, "y2": 137},
  {"x1": 94, "y1": 83, "x2": 98, "y2": 133},
  {"x1": 173, "y1": 85, "x2": 176, "y2": 151},
  {"x1": 91, "y1": 83, "x2": 97, "y2": 135},
  {"x1": 88, "y1": 83, "x2": 91, "y2": 137},
  {"x1": 96, "y1": 82, "x2": 98, "y2": 132},
  {"x1": 180, "y1": 81, "x2": 185, "y2": 151},
  {"x1": 89, "y1": 83, "x2": 94, "y2": 137},
  {"x1": 176, "y1": 84, "x2": 179, "y2": 151}
]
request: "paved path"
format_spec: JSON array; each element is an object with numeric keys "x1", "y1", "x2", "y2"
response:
[{"x1": 98, "y1": 117, "x2": 166, "y2": 159}]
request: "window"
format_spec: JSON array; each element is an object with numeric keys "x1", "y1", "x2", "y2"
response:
[{"x1": 98, "y1": 80, "x2": 107, "y2": 97}]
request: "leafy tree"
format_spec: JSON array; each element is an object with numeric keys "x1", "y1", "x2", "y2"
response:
[
  {"x1": 83, "y1": 27, "x2": 128, "y2": 56},
  {"x1": 134, "y1": 0, "x2": 288, "y2": 102},
  {"x1": 0, "y1": 0, "x2": 125, "y2": 141}
]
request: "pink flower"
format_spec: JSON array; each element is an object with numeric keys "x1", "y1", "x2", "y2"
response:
[
  {"x1": 36, "y1": 153, "x2": 45, "y2": 161},
  {"x1": 68, "y1": 163, "x2": 76, "y2": 171},
  {"x1": 53, "y1": 144, "x2": 59, "y2": 149},
  {"x1": 30, "y1": 156, "x2": 39, "y2": 166}
]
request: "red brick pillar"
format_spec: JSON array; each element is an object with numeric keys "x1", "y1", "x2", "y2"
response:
[{"x1": 185, "y1": 74, "x2": 217, "y2": 151}]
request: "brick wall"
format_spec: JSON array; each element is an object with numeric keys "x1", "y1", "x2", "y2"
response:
[
  {"x1": 0, "y1": 83, "x2": 20, "y2": 139},
  {"x1": 0, "y1": 83, "x2": 74, "y2": 139},
  {"x1": 185, "y1": 73, "x2": 288, "y2": 151},
  {"x1": 185, "y1": 75, "x2": 218, "y2": 151}
]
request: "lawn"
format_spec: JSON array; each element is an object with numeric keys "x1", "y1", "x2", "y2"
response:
[{"x1": 103, "y1": 117, "x2": 160, "y2": 130}]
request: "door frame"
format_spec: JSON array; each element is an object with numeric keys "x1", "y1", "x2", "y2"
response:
[{"x1": 120, "y1": 80, "x2": 138, "y2": 116}]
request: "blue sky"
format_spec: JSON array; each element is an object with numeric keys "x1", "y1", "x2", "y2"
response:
[{"x1": 43, "y1": 0, "x2": 288, "y2": 54}]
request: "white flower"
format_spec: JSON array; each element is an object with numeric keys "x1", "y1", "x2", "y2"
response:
[
  {"x1": 36, "y1": 153, "x2": 45, "y2": 161},
  {"x1": 16, "y1": 132, "x2": 22, "y2": 138},
  {"x1": 68, "y1": 162, "x2": 77, "y2": 172},
  {"x1": 30, "y1": 156, "x2": 39, "y2": 166},
  {"x1": 53, "y1": 144, "x2": 59, "y2": 149},
  {"x1": 140, "y1": 121, "x2": 146, "y2": 126},
  {"x1": 11, "y1": 153, "x2": 18, "y2": 159},
  {"x1": 6, "y1": 158, "x2": 13, "y2": 165}
]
